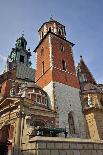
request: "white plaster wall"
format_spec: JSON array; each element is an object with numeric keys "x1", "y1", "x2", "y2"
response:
[
  {"x1": 54, "y1": 82, "x2": 86, "y2": 138},
  {"x1": 43, "y1": 81, "x2": 86, "y2": 138},
  {"x1": 43, "y1": 81, "x2": 54, "y2": 110}
]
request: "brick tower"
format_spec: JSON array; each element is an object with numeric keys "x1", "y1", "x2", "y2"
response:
[{"x1": 34, "y1": 18, "x2": 86, "y2": 137}]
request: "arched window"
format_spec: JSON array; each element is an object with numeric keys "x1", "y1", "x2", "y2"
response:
[
  {"x1": 0, "y1": 125, "x2": 10, "y2": 155},
  {"x1": 41, "y1": 47, "x2": 44, "y2": 56},
  {"x1": 62, "y1": 60, "x2": 66, "y2": 71},
  {"x1": 82, "y1": 97, "x2": 88, "y2": 109},
  {"x1": 20, "y1": 55, "x2": 24, "y2": 63},
  {"x1": 60, "y1": 44, "x2": 64, "y2": 52},
  {"x1": 58, "y1": 28, "x2": 62, "y2": 35},
  {"x1": 88, "y1": 95, "x2": 93, "y2": 107},
  {"x1": 41, "y1": 32, "x2": 44, "y2": 39},
  {"x1": 0, "y1": 124, "x2": 10, "y2": 143},
  {"x1": 49, "y1": 27, "x2": 51, "y2": 32},
  {"x1": 42, "y1": 61, "x2": 44, "y2": 75},
  {"x1": 79, "y1": 74, "x2": 87, "y2": 83},
  {"x1": 68, "y1": 112, "x2": 75, "y2": 134}
]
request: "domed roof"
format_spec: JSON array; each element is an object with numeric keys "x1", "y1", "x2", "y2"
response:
[{"x1": 15, "y1": 34, "x2": 27, "y2": 49}]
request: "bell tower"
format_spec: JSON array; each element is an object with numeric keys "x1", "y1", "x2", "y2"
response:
[{"x1": 34, "y1": 19, "x2": 86, "y2": 137}]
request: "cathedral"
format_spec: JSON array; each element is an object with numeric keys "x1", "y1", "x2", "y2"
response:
[{"x1": 0, "y1": 18, "x2": 103, "y2": 155}]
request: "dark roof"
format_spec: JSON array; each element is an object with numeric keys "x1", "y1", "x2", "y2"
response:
[
  {"x1": 26, "y1": 82, "x2": 48, "y2": 96},
  {"x1": 81, "y1": 83, "x2": 103, "y2": 94},
  {"x1": 33, "y1": 31, "x2": 74, "y2": 53},
  {"x1": 77, "y1": 56, "x2": 96, "y2": 84},
  {"x1": 27, "y1": 82, "x2": 42, "y2": 89}
]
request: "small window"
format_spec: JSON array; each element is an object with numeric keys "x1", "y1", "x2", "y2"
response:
[
  {"x1": 21, "y1": 42, "x2": 25, "y2": 48},
  {"x1": 20, "y1": 55, "x2": 24, "y2": 63},
  {"x1": 42, "y1": 61, "x2": 44, "y2": 75},
  {"x1": 79, "y1": 74, "x2": 87, "y2": 83},
  {"x1": 88, "y1": 97, "x2": 93, "y2": 107},
  {"x1": 82, "y1": 74, "x2": 87, "y2": 82},
  {"x1": 60, "y1": 44, "x2": 64, "y2": 52},
  {"x1": 45, "y1": 98, "x2": 48, "y2": 105},
  {"x1": 62, "y1": 60, "x2": 66, "y2": 71},
  {"x1": 68, "y1": 112, "x2": 75, "y2": 134},
  {"x1": 42, "y1": 97, "x2": 45, "y2": 104},
  {"x1": 37, "y1": 95, "x2": 41, "y2": 103},
  {"x1": 49, "y1": 27, "x2": 51, "y2": 32},
  {"x1": 41, "y1": 47, "x2": 44, "y2": 56},
  {"x1": 41, "y1": 32, "x2": 44, "y2": 39},
  {"x1": 58, "y1": 28, "x2": 62, "y2": 35}
]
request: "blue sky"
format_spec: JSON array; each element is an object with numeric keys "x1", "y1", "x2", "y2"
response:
[{"x1": 0, "y1": 0, "x2": 103, "y2": 83}]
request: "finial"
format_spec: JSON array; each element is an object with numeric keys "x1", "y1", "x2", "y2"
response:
[
  {"x1": 28, "y1": 48, "x2": 30, "y2": 51},
  {"x1": 22, "y1": 31, "x2": 24, "y2": 37},
  {"x1": 80, "y1": 55, "x2": 82, "y2": 59},
  {"x1": 22, "y1": 34, "x2": 24, "y2": 37},
  {"x1": 50, "y1": 15, "x2": 54, "y2": 21}
]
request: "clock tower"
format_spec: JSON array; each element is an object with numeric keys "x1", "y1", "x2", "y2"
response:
[
  {"x1": 34, "y1": 18, "x2": 86, "y2": 137},
  {"x1": 7, "y1": 34, "x2": 31, "y2": 71},
  {"x1": 5, "y1": 34, "x2": 35, "y2": 82}
]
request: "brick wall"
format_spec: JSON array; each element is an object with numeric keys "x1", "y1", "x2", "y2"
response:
[
  {"x1": 36, "y1": 36, "x2": 52, "y2": 88},
  {"x1": 36, "y1": 33, "x2": 79, "y2": 89},
  {"x1": 0, "y1": 68, "x2": 16, "y2": 98},
  {"x1": 0, "y1": 68, "x2": 16, "y2": 84},
  {"x1": 1, "y1": 79, "x2": 12, "y2": 97}
]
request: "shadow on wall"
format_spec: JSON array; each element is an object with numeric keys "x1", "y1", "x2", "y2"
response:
[
  {"x1": 12, "y1": 145, "x2": 36, "y2": 155},
  {"x1": 0, "y1": 143, "x2": 8, "y2": 155},
  {"x1": 0, "y1": 144, "x2": 36, "y2": 155}
]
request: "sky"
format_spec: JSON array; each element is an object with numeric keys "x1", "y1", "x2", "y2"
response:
[{"x1": 0, "y1": 0, "x2": 103, "y2": 83}]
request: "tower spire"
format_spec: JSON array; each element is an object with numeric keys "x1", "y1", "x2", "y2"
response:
[{"x1": 50, "y1": 16, "x2": 53, "y2": 21}]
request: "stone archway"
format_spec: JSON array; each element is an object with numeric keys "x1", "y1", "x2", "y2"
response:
[
  {"x1": 0, "y1": 124, "x2": 14, "y2": 155},
  {"x1": 0, "y1": 124, "x2": 10, "y2": 155}
]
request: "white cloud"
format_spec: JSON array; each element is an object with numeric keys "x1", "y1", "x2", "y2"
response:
[{"x1": 96, "y1": 76, "x2": 103, "y2": 84}]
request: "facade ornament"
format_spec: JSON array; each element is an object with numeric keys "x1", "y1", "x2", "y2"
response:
[{"x1": 16, "y1": 111, "x2": 26, "y2": 118}]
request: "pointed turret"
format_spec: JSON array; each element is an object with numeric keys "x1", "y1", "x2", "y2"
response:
[{"x1": 77, "y1": 56, "x2": 96, "y2": 85}]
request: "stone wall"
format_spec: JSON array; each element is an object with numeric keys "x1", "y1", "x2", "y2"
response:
[
  {"x1": 22, "y1": 136, "x2": 103, "y2": 155},
  {"x1": 44, "y1": 82, "x2": 86, "y2": 138},
  {"x1": 54, "y1": 81, "x2": 86, "y2": 138},
  {"x1": 85, "y1": 108, "x2": 103, "y2": 140},
  {"x1": 44, "y1": 81, "x2": 86, "y2": 138}
]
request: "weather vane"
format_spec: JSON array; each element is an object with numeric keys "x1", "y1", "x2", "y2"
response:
[
  {"x1": 50, "y1": 11, "x2": 54, "y2": 21},
  {"x1": 22, "y1": 31, "x2": 24, "y2": 37}
]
